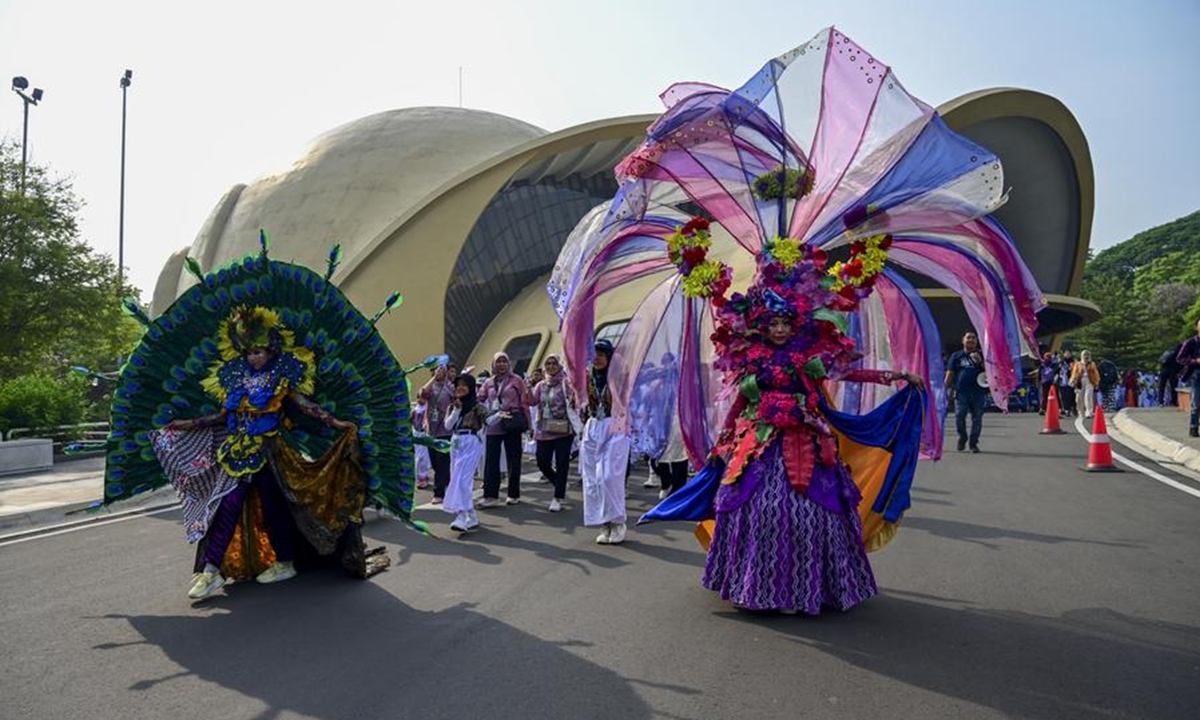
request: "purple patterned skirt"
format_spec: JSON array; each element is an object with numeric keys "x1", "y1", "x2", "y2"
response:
[{"x1": 702, "y1": 442, "x2": 877, "y2": 614}]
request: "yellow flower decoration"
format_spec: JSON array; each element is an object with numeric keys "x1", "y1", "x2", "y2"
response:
[
  {"x1": 827, "y1": 261, "x2": 847, "y2": 291},
  {"x1": 769, "y1": 236, "x2": 803, "y2": 269},
  {"x1": 667, "y1": 227, "x2": 712, "y2": 257},
  {"x1": 825, "y1": 234, "x2": 892, "y2": 291},
  {"x1": 681, "y1": 259, "x2": 727, "y2": 298}
]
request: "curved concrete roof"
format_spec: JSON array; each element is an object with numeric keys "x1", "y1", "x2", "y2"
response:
[
  {"x1": 939, "y1": 88, "x2": 1094, "y2": 298},
  {"x1": 156, "y1": 88, "x2": 1095, "y2": 367},
  {"x1": 155, "y1": 107, "x2": 546, "y2": 309}
]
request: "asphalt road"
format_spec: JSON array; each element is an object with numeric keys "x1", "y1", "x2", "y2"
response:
[{"x1": 2, "y1": 413, "x2": 1198, "y2": 720}]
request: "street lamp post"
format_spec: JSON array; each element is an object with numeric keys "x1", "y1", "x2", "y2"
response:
[
  {"x1": 10, "y1": 76, "x2": 44, "y2": 194},
  {"x1": 118, "y1": 69, "x2": 132, "y2": 288}
]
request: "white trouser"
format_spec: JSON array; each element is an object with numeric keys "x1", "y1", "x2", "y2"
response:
[
  {"x1": 581, "y1": 417, "x2": 630, "y2": 526},
  {"x1": 415, "y1": 443, "x2": 432, "y2": 480},
  {"x1": 1078, "y1": 381, "x2": 1096, "y2": 417},
  {"x1": 444, "y1": 432, "x2": 482, "y2": 514}
]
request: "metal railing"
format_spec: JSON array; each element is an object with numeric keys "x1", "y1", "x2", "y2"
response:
[{"x1": 2, "y1": 422, "x2": 110, "y2": 452}]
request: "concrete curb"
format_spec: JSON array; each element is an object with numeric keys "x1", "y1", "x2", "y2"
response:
[
  {"x1": 0, "y1": 489, "x2": 178, "y2": 534},
  {"x1": 1111, "y1": 410, "x2": 1200, "y2": 474}
]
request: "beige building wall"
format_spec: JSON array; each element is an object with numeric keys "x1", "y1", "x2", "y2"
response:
[{"x1": 337, "y1": 155, "x2": 533, "y2": 364}]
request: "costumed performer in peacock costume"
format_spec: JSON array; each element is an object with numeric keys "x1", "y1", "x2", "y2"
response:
[
  {"x1": 104, "y1": 231, "x2": 444, "y2": 600},
  {"x1": 547, "y1": 28, "x2": 1044, "y2": 614}
]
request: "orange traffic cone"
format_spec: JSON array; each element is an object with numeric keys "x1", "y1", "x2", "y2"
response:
[
  {"x1": 1041, "y1": 386, "x2": 1066, "y2": 435},
  {"x1": 1082, "y1": 405, "x2": 1123, "y2": 472}
]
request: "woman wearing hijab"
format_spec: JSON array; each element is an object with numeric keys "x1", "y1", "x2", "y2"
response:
[
  {"x1": 581, "y1": 338, "x2": 631, "y2": 544},
  {"x1": 532, "y1": 354, "x2": 579, "y2": 512},
  {"x1": 1071, "y1": 350, "x2": 1101, "y2": 419},
  {"x1": 478, "y1": 352, "x2": 532, "y2": 507},
  {"x1": 442, "y1": 374, "x2": 497, "y2": 531}
]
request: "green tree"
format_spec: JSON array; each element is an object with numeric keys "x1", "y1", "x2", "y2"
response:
[
  {"x1": 0, "y1": 139, "x2": 142, "y2": 379},
  {"x1": 1066, "y1": 273, "x2": 1151, "y2": 368},
  {"x1": 1067, "y1": 209, "x2": 1200, "y2": 369},
  {"x1": 1085, "y1": 210, "x2": 1200, "y2": 286}
]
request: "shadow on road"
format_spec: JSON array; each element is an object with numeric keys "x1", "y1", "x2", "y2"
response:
[
  {"x1": 903, "y1": 516, "x2": 1143, "y2": 551},
  {"x1": 94, "y1": 570, "x2": 653, "y2": 720},
  {"x1": 727, "y1": 592, "x2": 1200, "y2": 720}
]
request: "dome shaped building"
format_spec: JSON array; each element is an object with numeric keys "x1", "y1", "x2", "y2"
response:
[{"x1": 153, "y1": 95, "x2": 1098, "y2": 376}]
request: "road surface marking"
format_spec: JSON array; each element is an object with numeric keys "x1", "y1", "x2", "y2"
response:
[{"x1": 1074, "y1": 416, "x2": 1200, "y2": 499}]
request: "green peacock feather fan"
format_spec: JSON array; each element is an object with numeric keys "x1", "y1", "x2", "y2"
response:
[{"x1": 103, "y1": 233, "x2": 440, "y2": 531}]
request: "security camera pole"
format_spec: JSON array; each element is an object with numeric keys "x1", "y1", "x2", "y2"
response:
[{"x1": 10, "y1": 76, "x2": 45, "y2": 194}]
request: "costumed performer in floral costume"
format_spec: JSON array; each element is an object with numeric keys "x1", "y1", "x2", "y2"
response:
[
  {"x1": 550, "y1": 28, "x2": 1044, "y2": 615},
  {"x1": 656, "y1": 229, "x2": 924, "y2": 613}
]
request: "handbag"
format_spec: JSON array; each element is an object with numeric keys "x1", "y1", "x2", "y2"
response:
[
  {"x1": 540, "y1": 417, "x2": 571, "y2": 435},
  {"x1": 500, "y1": 409, "x2": 529, "y2": 433},
  {"x1": 491, "y1": 375, "x2": 529, "y2": 433},
  {"x1": 537, "y1": 383, "x2": 572, "y2": 435}
]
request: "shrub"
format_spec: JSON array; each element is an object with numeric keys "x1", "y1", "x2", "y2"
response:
[{"x1": 0, "y1": 373, "x2": 88, "y2": 438}]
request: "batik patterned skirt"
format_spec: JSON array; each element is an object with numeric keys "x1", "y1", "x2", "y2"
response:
[{"x1": 702, "y1": 442, "x2": 877, "y2": 614}]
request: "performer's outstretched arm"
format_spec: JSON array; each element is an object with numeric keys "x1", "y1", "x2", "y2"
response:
[
  {"x1": 839, "y1": 368, "x2": 925, "y2": 389},
  {"x1": 288, "y1": 392, "x2": 357, "y2": 432},
  {"x1": 163, "y1": 411, "x2": 226, "y2": 431}
]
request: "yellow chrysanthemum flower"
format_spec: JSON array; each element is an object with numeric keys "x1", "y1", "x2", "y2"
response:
[
  {"x1": 681, "y1": 259, "x2": 725, "y2": 297},
  {"x1": 770, "y1": 237, "x2": 803, "y2": 269}
]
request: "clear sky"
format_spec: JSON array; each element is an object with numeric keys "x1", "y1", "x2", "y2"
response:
[{"x1": 1, "y1": 0, "x2": 1197, "y2": 296}]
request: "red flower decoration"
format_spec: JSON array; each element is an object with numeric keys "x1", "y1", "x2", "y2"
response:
[
  {"x1": 879, "y1": 234, "x2": 894, "y2": 250},
  {"x1": 681, "y1": 216, "x2": 710, "y2": 235},
  {"x1": 843, "y1": 259, "x2": 864, "y2": 278},
  {"x1": 850, "y1": 240, "x2": 867, "y2": 255},
  {"x1": 681, "y1": 246, "x2": 707, "y2": 266}
]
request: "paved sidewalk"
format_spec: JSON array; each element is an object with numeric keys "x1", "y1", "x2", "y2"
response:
[
  {"x1": 0, "y1": 455, "x2": 175, "y2": 532},
  {"x1": 1111, "y1": 406, "x2": 1200, "y2": 473}
]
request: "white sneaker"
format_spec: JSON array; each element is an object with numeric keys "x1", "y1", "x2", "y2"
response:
[
  {"x1": 450, "y1": 514, "x2": 469, "y2": 532},
  {"x1": 478, "y1": 498, "x2": 504, "y2": 509},
  {"x1": 255, "y1": 561, "x2": 297, "y2": 584},
  {"x1": 596, "y1": 523, "x2": 612, "y2": 544},
  {"x1": 505, "y1": 496, "x2": 521, "y2": 506},
  {"x1": 642, "y1": 477, "x2": 657, "y2": 488},
  {"x1": 607, "y1": 523, "x2": 627, "y2": 545},
  {"x1": 658, "y1": 489, "x2": 669, "y2": 500},
  {"x1": 465, "y1": 510, "x2": 480, "y2": 530},
  {"x1": 548, "y1": 498, "x2": 562, "y2": 513},
  {"x1": 187, "y1": 570, "x2": 225, "y2": 599}
]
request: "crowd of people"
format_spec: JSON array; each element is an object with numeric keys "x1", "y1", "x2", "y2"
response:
[
  {"x1": 1036, "y1": 340, "x2": 1191, "y2": 422},
  {"x1": 412, "y1": 339, "x2": 670, "y2": 544}
]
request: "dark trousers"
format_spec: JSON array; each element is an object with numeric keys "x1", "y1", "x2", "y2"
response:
[
  {"x1": 1190, "y1": 374, "x2": 1200, "y2": 429},
  {"x1": 1040, "y1": 382, "x2": 1053, "y2": 413},
  {"x1": 1058, "y1": 383, "x2": 1076, "y2": 415},
  {"x1": 484, "y1": 431, "x2": 524, "y2": 499},
  {"x1": 955, "y1": 391, "x2": 985, "y2": 448},
  {"x1": 651, "y1": 459, "x2": 689, "y2": 495},
  {"x1": 1159, "y1": 372, "x2": 1177, "y2": 407},
  {"x1": 429, "y1": 445, "x2": 451, "y2": 498},
  {"x1": 204, "y1": 469, "x2": 295, "y2": 567},
  {"x1": 536, "y1": 435, "x2": 573, "y2": 500}
]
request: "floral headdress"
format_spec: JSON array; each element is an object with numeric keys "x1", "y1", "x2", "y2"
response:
[{"x1": 667, "y1": 215, "x2": 893, "y2": 376}]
